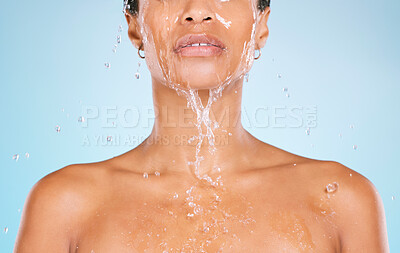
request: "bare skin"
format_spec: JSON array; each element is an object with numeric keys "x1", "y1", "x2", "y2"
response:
[
  {"x1": 13, "y1": 144, "x2": 389, "y2": 252},
  {"x1": 14, "y1": 0, "x2": 389, "y2": 251}
]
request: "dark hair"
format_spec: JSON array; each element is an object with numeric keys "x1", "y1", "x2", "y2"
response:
[{"x1": 124, "y1": 0, "x2": 270, "y2": 16}]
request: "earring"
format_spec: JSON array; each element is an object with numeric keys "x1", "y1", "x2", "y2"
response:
[
  {"x1": 254, "y1": 49, "x2": 261, "y2": 60},
  {"x1": 138, "y1": 43, "x2": 145, "y2": 59}
]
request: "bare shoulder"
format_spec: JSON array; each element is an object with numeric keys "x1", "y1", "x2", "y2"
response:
[
  {"x1": 26, "y1": 162, "x2": 108, "y2": 211},
  {"x1": 14, "y1": 162, "x2": 110, "y2": 252},
  {"x1": 302, "y1": 159, "x2": 384, "y2": 210},
  {"x1": 303, "y1": 159, "x2": 390, "y2": 252},
  {"x1": 304, "y1": 159, "x2": 383, "y2": 203}
]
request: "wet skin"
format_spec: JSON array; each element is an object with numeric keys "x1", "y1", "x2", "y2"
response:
[{"x1": 13, "y1": 140, "x2": 389, "y2": 252}]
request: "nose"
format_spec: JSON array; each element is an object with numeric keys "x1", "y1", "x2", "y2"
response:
[{"x1": 181, "y1": 1, "x2": 215, "y2": 25}]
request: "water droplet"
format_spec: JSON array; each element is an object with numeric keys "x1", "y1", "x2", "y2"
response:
[
  {"x1": 213, "y1": 121, "x2": 219, "y2": 129},
  {"x1": 25, "y1": 152, "x2": 30, "y2": 159},
  {"x1": 228, "y1": 132, "x2": 232, "y2": 136},
  {"x1": 277, "y1": 73, "x2": 282, "y2": 78},
  {"x1": 392, "y1": 196, "x2": 395, "y2": 200},
  {"x1": 112, "y1": 48, "x2": 117, "y2": 53},
  {"x1": 138, "y1": 62, "x2": 141, "y2": 67},
  {"x1": 78, "y1": 116, "x2": 85, "y2": 123},
  {"x1": 325, "y1": 182, "x2": 339, "y2": 193},
  {"x1": 293, "y1": 163, "x2": 296, "y2": 166},
  {"x1": 61, "y1": 108, "x2": 65, "y2": 112},
  {"x1": 134, "y1": 72, "x2": 140, "y2": 79},
  {"x1": 155, "y1": 171, "x2": 160, "y2": 176},
  {"x1": 17, "y1": 208, "x2": 21, "y2": 213},
  {"x1": 186, "y1": 187, "x2": 193, "y2": 194},
  {"x1": 353, "y1": 145, "x2": 358, "y2": 150},
  {"x1": 55, "y1": 125, "x2": 61, "y2": 133},
  {"x1": 338, "y1": 133, "x2": 342, "y2": 138},
  {"x1": 305, "y1": 128, "x2": 310, "y2": 135},
  {"x1": 106, "y1": 136, "x2": 112, "y2": 142},
  {"x1": 143, "y1": 172, "x2": 148, "y2": 179},
  {"x1": 350, "y1": 124, "x2": 354, "y2": 129},
  {"x1": 282, "y1": 87, "x2": 288, "y2": 92},
  {"x1": 117, "y1": 35, "x2": 121, "y2": 44},
  {"x1": 234, "y1": 90, "x2": 237, "y2": 94},
  {"x1": 244, "y1": 73, "x2": 249, "y2": 82},
  {"x1": 104, "y1": 62, "x2": 110, "y2": 69},
  {"x1": 91, "y1": 250, "x2": 95, "y2": 253},
  {"x1": 118, "y1": 25, "x2": 123, "y2": 32},
  {"x1": 12, "y1": 154, "x2": 19, "y2": 161},
  {"x1": 285, "y1": 93, "x2": 290, "y2": 98},
  {"x1": 194, "y1": 206, "x2": 202, "y2": 215},
  {"x1": 349, "y1": 173, "x2": 352, "y2": 177},
  {"x1": 173, "y1": 193, "x2": 179, "y2": 199},
  {"x1": 4, "y1": 227, "x2": 8, "y2": 234}
]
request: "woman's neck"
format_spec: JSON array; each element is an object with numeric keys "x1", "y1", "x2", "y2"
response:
[{"x1": 136, "y1": 77, "x2": 260, "y2": 176}]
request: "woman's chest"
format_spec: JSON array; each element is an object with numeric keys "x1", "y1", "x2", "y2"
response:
[{"x1": 73, "y1": 196, "x2": 340, "y2": 253}]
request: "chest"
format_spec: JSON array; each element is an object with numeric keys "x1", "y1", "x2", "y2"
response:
[{"x1": 73, "y1": 189, "x2": 340, "y2": 253}]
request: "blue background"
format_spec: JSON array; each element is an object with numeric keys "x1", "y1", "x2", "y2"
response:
[{"x1": 0, "y1": 0, "x2": 399, "y2": 251}]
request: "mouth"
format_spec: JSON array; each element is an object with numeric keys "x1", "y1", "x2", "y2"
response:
[{"x1": 174, "y1": 33, "x2": 226, "y2": 57}]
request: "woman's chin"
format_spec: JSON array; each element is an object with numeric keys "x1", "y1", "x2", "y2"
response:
[{"x1": 171, "y1": 76, "x2": 230, "y2": 90}]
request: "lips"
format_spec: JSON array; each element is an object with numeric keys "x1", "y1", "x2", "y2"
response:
[{"x1": 174, "y1": 34, "x2": 226, "y2": 57}]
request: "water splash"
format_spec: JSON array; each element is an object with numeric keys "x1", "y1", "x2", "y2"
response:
[
  {"x1": 325, "y1": 182, "x2": 339, "y2": 193},
  {"x1": 122, "y1": 0, "x2": 260, "y2": 250}
]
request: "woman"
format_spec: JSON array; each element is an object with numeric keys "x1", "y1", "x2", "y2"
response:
[{"x1": 14, "y1": 0, "x2": 389, "y2": 251}]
